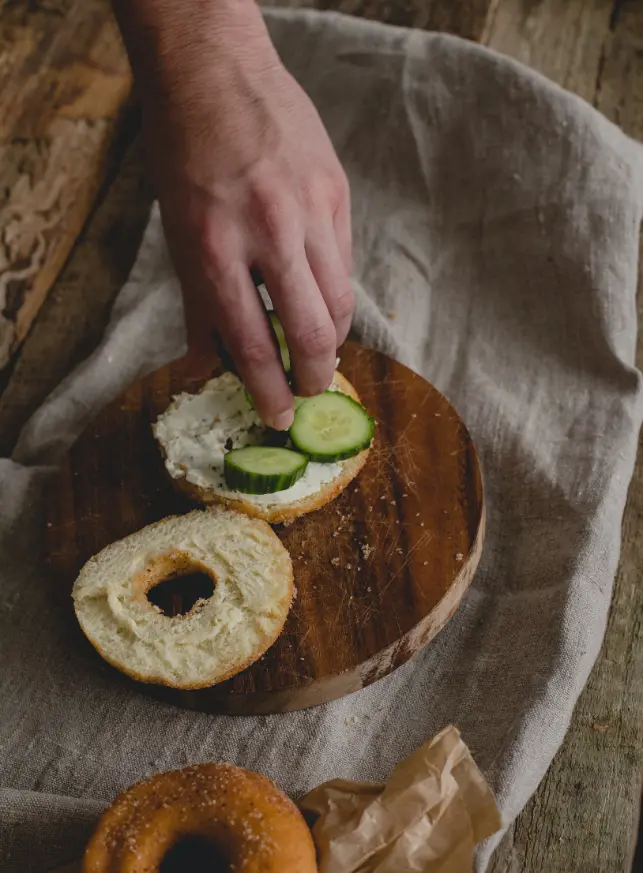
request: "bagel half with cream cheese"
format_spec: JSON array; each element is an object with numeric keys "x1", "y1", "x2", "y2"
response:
[{"x1": 153, "y1": 370, "x2": 371, "y2": 524}]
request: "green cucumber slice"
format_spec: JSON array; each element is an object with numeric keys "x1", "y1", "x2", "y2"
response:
[
  {"x1": 224, "y1": 446, "x2": 308, "y2": 494},
  {"x1": 268, "y1": 312, "x2": 291, "y2": 375},
  {"x1": 289, "y1": 392, "x2": 374, "y2": 462}
]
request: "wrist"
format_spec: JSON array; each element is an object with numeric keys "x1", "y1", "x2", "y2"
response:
[{"x1": 113, "y1": 0, "x2": 277, "y2": 101}]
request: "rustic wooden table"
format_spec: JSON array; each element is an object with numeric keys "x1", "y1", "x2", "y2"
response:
[{"x1": 1, "y1": 1, "x2": 641, "y2": 870}]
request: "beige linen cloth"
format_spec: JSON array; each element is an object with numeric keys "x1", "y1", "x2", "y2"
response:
[{"x1": 1, "y1": 8, "x2": 642, "y2": 872}]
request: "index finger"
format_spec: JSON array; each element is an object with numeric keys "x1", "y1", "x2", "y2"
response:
[
  {"x1": 260, "y1": 255, "x2": 337, "y2": 398},
  {"x1": 213, "y1": 263, "x2": 295, "y2": 430}
]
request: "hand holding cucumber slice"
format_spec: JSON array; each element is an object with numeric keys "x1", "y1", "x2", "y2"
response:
[
  {"x1": 224, "y1": 446, "x2": 308, "y2": 494},
  {"x1": 290, "y1": 391, "x2": 374, "y2": 462},
  {"x1": 224, "y1": 391, "x2": 373, "y2": 495},
  {"x1": 244, "y1": 311, "x2": 291, "y2": 410}
]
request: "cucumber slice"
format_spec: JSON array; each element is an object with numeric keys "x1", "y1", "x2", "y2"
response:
[
  {"x1": 268, "y1": 312, "x2": 291, "y2": 375},
  {"x1": 289, "y1": 392, "x2": 374, "y2": 462},
  {"x1": 224, "y1": 446, "x2": 308, "y2": 494}
]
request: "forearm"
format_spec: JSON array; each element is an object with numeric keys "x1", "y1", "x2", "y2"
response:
[{"x1": 111, "y1": 0, "x2": 352, "y2": 423}]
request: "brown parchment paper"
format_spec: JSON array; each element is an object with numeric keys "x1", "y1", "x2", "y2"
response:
[
  {"x1": 301, "y1": 725, "x2": 501, "y2": 873},
  {"x1": 55, "y1": 725, "x2": 500, "y2": 873}
]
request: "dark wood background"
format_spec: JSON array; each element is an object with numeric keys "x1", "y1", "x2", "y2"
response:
[{"x1": 1, "y1": 0, "x2": 641, "y2": 869}]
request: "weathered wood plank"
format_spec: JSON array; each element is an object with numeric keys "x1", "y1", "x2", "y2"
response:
[
  {"x1": 269, "y1": 0, "x2": 495, "y2": 40},
  {"x1": 0, "y1": 131, "x2": 152, "y2": 457},
  {"x1": 594, "y1": 0, "x2": 643, "y2": 133},
  {"x1": 486, "y1": 2, "x2": 643, "y2": 871},
  {"x1": 0, "y1": 0, "x2": 131, "y2": 373},
  {"x1": 483, "y1": 0, "x2": 615, "y2": 102}
]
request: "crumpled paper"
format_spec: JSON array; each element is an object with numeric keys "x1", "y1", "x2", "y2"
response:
[
  {"x1": 56, "y1": 725, "x2": 499, "y2": 873},
  {"x1": 301, "y1": 725, "x2": 501, "y2": 873}
]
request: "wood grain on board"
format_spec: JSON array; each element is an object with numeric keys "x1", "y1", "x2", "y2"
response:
[
  {"x1": 0, "y1": 0, "x2": 131, "y2": 373},
  {"x1": 44, "y1": 342, "x2": 484, "y2": 714}
]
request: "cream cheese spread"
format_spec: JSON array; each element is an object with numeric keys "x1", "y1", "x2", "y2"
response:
[{"x1": 154, "y1": 372, "x2": 345, "y2": 507}]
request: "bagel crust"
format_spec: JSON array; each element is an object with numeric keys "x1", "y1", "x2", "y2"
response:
[
  {"x1": 82, "y1": 762, "x2": 318, "y2": 873},
  {"x1": 72, "y1": 508, "x2": 293, "y2": 689},
  {"x1": 153, "y1": 370, "x2": 371, "y2": 524}
]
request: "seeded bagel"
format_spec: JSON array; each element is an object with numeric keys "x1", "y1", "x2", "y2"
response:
[{"x1": 82, "y1": 762, "x2": 318, "y2": 873}]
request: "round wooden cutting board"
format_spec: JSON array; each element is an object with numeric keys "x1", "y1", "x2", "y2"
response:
[{"x1": 44, "y1": 341, "x2": 484, "y2": 714}]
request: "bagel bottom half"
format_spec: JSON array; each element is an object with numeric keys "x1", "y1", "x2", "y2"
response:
[
  {"x1": 82, "y1": 762, "x2": 318, "y2": 873},
  {"x1": 72, "y1": 508, "x2": 293, "y2": 689},
  {"x1": 153, "y1": 370, "x2": 371, "y2": 525}
]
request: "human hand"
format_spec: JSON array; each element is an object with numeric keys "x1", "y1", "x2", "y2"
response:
[{"x1": 114, "y1": 0, "x2": 353, "y2": 430}]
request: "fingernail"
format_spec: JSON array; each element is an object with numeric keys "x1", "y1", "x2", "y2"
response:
[{"x1": 269, "y1": 409, "x2": 294, "y2": 432}]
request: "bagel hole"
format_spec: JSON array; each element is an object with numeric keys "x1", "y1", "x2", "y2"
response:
[
  {"x1": 160, "y1": 835, "x2": 230, "y2": 872},
  {"x1": 144, "y1": 554, "x2": 216, "y2": 617},
  {"x1": 147, "y1": 571, "x2": 215, "y2": 617}
]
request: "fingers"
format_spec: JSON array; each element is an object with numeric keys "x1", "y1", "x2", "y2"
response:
[
  {"x1": 182, "y1": 269, "x2": 293, "y2": 429},
  {"x1": 173, "y1": 167, "x2": 354, "y2": 421},
  {"x1": 260, "y1": 252, "x2": 337, "y2": 397},
  {"x1": 181, "y1": 282, "x2": 219, "y2": 378},
  {"x1": 304, "y1": 171, "x2": 353, "y2": 347},
  {"x1": 333, "y1": 176, "x2": 353, "y2": 277},
  {"x1": 306, "y1": 214, "x2": 354, "y2": 348},
  {"x1": 171, "y1": 204, "x2": 294, "y2": 429},
  {"x1": 211, "y1": 262, "x2": 294, "y2": 430}
]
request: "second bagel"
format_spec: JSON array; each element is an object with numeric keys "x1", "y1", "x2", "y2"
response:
[{"x1": 72, "y1": 507, "x2": 294, "y2": 689}]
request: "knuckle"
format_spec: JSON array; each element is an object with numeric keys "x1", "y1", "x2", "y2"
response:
[
  {"x1": 292, "y1": 321, "x2": 336, "y2": 358},
  {"x1": 302, "y1": 176, "x2": 330, "y2": 211},
  {"x1": 330, "y1": 285, "x2": 354, "y2": 322},
  {"x1": 251, "y1": 189, "x2": 296, "y2": 247},
  {"x1": 331, "y1": 170, "x2": 350, "y2": 210},
  {"x1": 302, "y1": 171, "x2": 348, "y2": 214},
  {"x1": 238, "y1": 336, "x2": 278, "y2": 369},
  {"x1": 194, "y1": 218, "x2": 237, "y2": 274}
]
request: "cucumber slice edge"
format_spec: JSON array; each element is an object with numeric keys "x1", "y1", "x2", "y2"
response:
[
  {"x1": 289, "y1": 391, "x2": 374, "y2": 463},
  {"x1": 224, "y1": 446, "x2": 308, "y2": 495}
]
